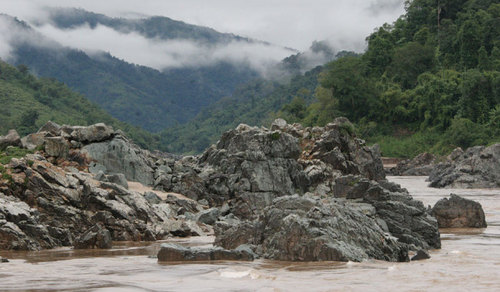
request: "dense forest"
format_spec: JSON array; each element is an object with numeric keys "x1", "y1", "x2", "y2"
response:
[
  {"x1": 3, "y1": 13, "x2": 260, "y2": 132},
  {"x1": 277, "y1": 0, "x2": 500, "y2": 157},
  {"x1": 0, "y1": 60, "x2": 159, "y2": 149}
]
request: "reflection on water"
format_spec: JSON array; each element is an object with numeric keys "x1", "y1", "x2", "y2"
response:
[{"x1": 1, "y1": 177, "x2": 500, "y2": 292}]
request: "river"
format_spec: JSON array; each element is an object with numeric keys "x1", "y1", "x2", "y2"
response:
[{"x1": 1, "y1": 176, "x2": 499, "y2": 291}]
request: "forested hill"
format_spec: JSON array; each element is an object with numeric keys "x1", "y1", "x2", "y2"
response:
[
  {"x1": 0, "y1": 60, "x2": 159, "y2": 149},
  {"x1": 45, "y1": 7, "x2": 254, "y2": 44},
  {"x1": 277, "y1": 0, "x2": 500, "y2": 158},
  {"x1": 2, "y1": 13, "x2": 261, "y2": 132}
]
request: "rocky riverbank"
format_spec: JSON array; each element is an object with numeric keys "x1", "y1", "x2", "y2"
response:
[{"x1": 1, "y1": 119, "x2": 441, "y2": 262}]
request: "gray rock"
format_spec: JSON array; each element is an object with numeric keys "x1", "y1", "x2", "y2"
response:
[
  {"x1": 431, "y1": 194, "x2": 487, "y2": 228},
  {"x1": 389, "y1": 152, "x2": 436, "y2": 176},
  {"x1": 74, "y1": 223, "x2": 112, "y2": 249},
  {"x1": 0, "y1": 256, "x2": 9, "y2": 263},
  {"x1": 411, "y1": 249, "x2": 431, "y2": 261},
  {"x1": 0, "y1": 129, "x2": 21, "y2": 150},
  {"x1": 429, "y1": 143, "x2": 500, "y2": 188},
  {"x1": 21, "y1": 132, "x2": 49, "y2": 150},
  {"x1": 70, "y1": 123, "x2": 114, "y2": 143},
  {"x1": 157, "y1": 243, "x2": 254, "y2": 262},
  {"x1": 38, "y1": 121, "x2": 61, "y2": 136},
  {"x1": 44, "y1": 137, "x2": 70, "y2": 159},
  {"x1": 144, "y1": 192, "x2": 162, "y2": 204},
  {"x1": 82, "y1": 136, "x2": 155, "y2": 186},
  {"x1": 196, "y1": 208, "x2": 220, "y2": 225}
]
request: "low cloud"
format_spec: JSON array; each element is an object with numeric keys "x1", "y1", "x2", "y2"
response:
[{"x1": 34, "y1": 23, "x2": 293, "y2": 72}]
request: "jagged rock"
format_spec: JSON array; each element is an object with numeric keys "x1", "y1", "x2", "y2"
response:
[
  {"x1": 95, "y1": 171, "x2": 129, "y2": 189},
  {"x1": 429, "y1": 144, "x2": 500, "y2": 188},
  {"x1": 38, "y1": 121, "x2": 61, "y2": 136},
  {"x1": 70, "y1": 123, "x2": 114, "y2": 143},
  {"x1": 74, "y1": 223, "x2": 112, "y2": 249},
  {"x1": 215, "y1": 195, "x2": 410, "y2": 262},
  {"x1": 21, "y1": 132, "x2": 49, "y2": 150},
  {"x1": 196, "y1": 208, "x2": 220, "y2": 225},
  {"x1": 389, "y1": 153, "x2": 436, "y2": 176},
  {"x1": 44, "y1": 137, "x2": 70, "y2": 159},
  {"x1": 157, "y1": 243, "x2": 254, "y2": 262},
  {"x1": 431, "y1": 194, "x2": 487, "y2": 228},
  {"x1": 411, "y1": 249, "x2": 431, "y2": 261},
  {"x1": 0, "y1": 129, "x2": 21, "y2": 150},
  {"x1": 144, "y1": 192, "x2": 162, "y2": 204},
  {"x1": 82, "y1": 135, "x2": 155, "y2": 186}
]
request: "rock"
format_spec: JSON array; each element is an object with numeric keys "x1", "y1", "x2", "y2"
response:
[
  {"x1": 411, "y1": 249, "x2": 431, "y2": 261},
  {"x1": 38, "y1": 121, "x2": 61, "y2": 136},
  {"x1": 157, "y1": 243, "x2": 254, "y2": 262},
  {"x1": 95, "y1": 172, "x2": 129, "y2": 189},
  {"x1": 196, "y1": 208, "x2": 220, "y2": 225},
  {"x1": 0, "y1": 256, "x2": 9, "y2": 263},
  {"x1": 82, "y1": 136, "x2": 155, "y2": 186},
  {"x1": 144, "y1": 191, "x2": 162, "y2": 204},
  {"x1": 44, "y1": 137, "x2": 70, "y2": 159},
  {"x1": 70, "y1": 123, "x2": 114, "y2": 143},
  {"x1": 21, "y1": 132, "x2": 49, "y2": 150},
  {"x1": 0, "y1": 129, "x2": 21, "y2": 150},
  {"x1": 271, "y1": 118, "x2": 288, "y2": 130},
  {"x1": 389, "y1": 153, "x2": 436, "y2": 176},
  {"x1": 429, "y1": 143, "x2": 500, "y2": 188},
  {"x1": 431, "y1": 194, "x2": 487, "y2": 228},
  {"x1": 74, "y1": 224, "x2": 112, "y2": 249}
]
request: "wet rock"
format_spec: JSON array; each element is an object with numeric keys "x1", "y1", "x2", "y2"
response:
[
  {"x1": 431, "y1": 194, "x2": 487, "y2": 228},
  {"x1": 0, "y1": 256, "x2": 9, "y2": 263},
  {"x1": 389, "y1": 153, "x2": 436, "y2": 176},
  {"x1": 0, "y1": 129, "x2": 21, "y2": 150},
  {"x1": 216, "y1": 195, "x2": 410, "y2": 262},
  {"x1": 429, "y1": 144, "x2": 500, "y2": 188},
  {"x1": 411, "y1": 249, "x2": 431, "y2": 261},
  {"x1": 74, "y1": 224, "x2": 112, "y2": 249},
  {"x1": 157, "y1": 243, "x2": 254, "y2": 262}
]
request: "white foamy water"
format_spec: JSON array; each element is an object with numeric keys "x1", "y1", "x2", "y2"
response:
[{"x1": 1, "y1": 177, "x2": 500, "y2": 291}]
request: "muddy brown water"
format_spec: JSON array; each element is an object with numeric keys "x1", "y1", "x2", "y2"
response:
[{"x1": 1, "y1": 176, "x2": 499, "y2": 291}]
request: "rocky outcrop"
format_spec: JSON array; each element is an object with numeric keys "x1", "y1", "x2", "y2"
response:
[
  {"x1": 0, "y1": 152, "x2": 208, "y2": 251},
  {"x1": 0, "y1": 130, "x2": 21, "y2": 150},
  {"x1": 389, "y1": 153, "x2": 437, "y2": 176},
  {"x1": 431, "y1": 194, "x2": 487, "y2": 228},
  {"x1": 428, "y1": 144, "x2": 500, "y2": 188},
  {"x1": 157, "y1": 243, "x2": 254, "y2": 262}
]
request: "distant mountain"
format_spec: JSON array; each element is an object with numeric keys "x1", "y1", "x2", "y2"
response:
[
  {"x1": 1, "y1": 12, "x2": 270, "y2": 132},
  {"x1": 45, "y1": 7, "x2": 255, "y2": 45},
  {"x1": 0, "y1": 59, "x2": 158, "y2": 149}
]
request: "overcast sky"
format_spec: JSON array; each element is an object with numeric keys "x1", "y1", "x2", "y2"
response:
[{"x1": 1, "y1": 0, "x2": 405, "y2": 51}]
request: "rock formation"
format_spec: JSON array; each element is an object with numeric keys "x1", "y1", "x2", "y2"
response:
[
  {"x1": 389, "y1": 152, "x2": 437, "y2": 176},
  {"x1": 428, "y1": 144, "x2": 500, "y2": 188},
  {"x1": 157, "y1": 243, "x2": 254, "y2": 262},
  {"x1": 0, "y1": 119, "x2": 441, "y2": 263},
  {"x1": 431, "y1": 194, "x2": 487, "y2": 228}
]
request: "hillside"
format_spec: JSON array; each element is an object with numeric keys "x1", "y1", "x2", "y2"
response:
[
  {"x1": 277, "y1": 0, "x2": 500, "y2": 158},
  {"x1": 2, "y1": 13, "x2": 263, "y2": 132},
  {"x1": 0, "y1": 59, "x2": 158, "y2": 149}
]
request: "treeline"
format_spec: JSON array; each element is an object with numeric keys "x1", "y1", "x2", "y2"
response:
[
  {"x1": 0, "y1": 60, "x2": 159, "y2": 149},
  {"x1": 278, "y1": 0, "x2": 500, "y2": 157}
]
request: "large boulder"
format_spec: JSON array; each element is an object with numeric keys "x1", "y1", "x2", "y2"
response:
[
  {"x1": 215, "y1": 195, "x2": 409, "y2": 262},
  {"x1": 0, "y1": 130, "x2": 21, "y2": 150},
  {"x1": 431, "y1": 194, "x2": 487, "y2": 228},
  {"x1": 428, "y1": 144, "x2": 500, "y2": 188},
  {"x1": 82, "y1": 135, "x2": 155, "y2": 186},
  {"x1": 73, "y1": 223, "x2": 112, "y2": 249}
]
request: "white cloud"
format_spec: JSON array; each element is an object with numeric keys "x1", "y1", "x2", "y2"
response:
[
  {"x1": 1, "y1": 0, "x2": 406, "y2": 52},
  {"x1": 34, "y1": 23, "x2": 293, "y2": 72}
]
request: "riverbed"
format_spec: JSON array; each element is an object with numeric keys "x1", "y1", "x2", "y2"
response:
[{"x1": 1, "y1": 176, "x2": 499, "y2": 291}]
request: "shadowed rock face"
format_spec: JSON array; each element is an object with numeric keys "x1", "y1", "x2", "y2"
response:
[
  {"x1": 431, "y1": 194, "x2": 487, "y2": 228},
  {"x1": 157, "y1": 243, "x2": 254, "y2": 262},
  {"x1": 428, "y1": 144, "x2": 500, "y2": 188},
  {"x1": 389, "y1": 153, "x2": 436, "y2": 176}
]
